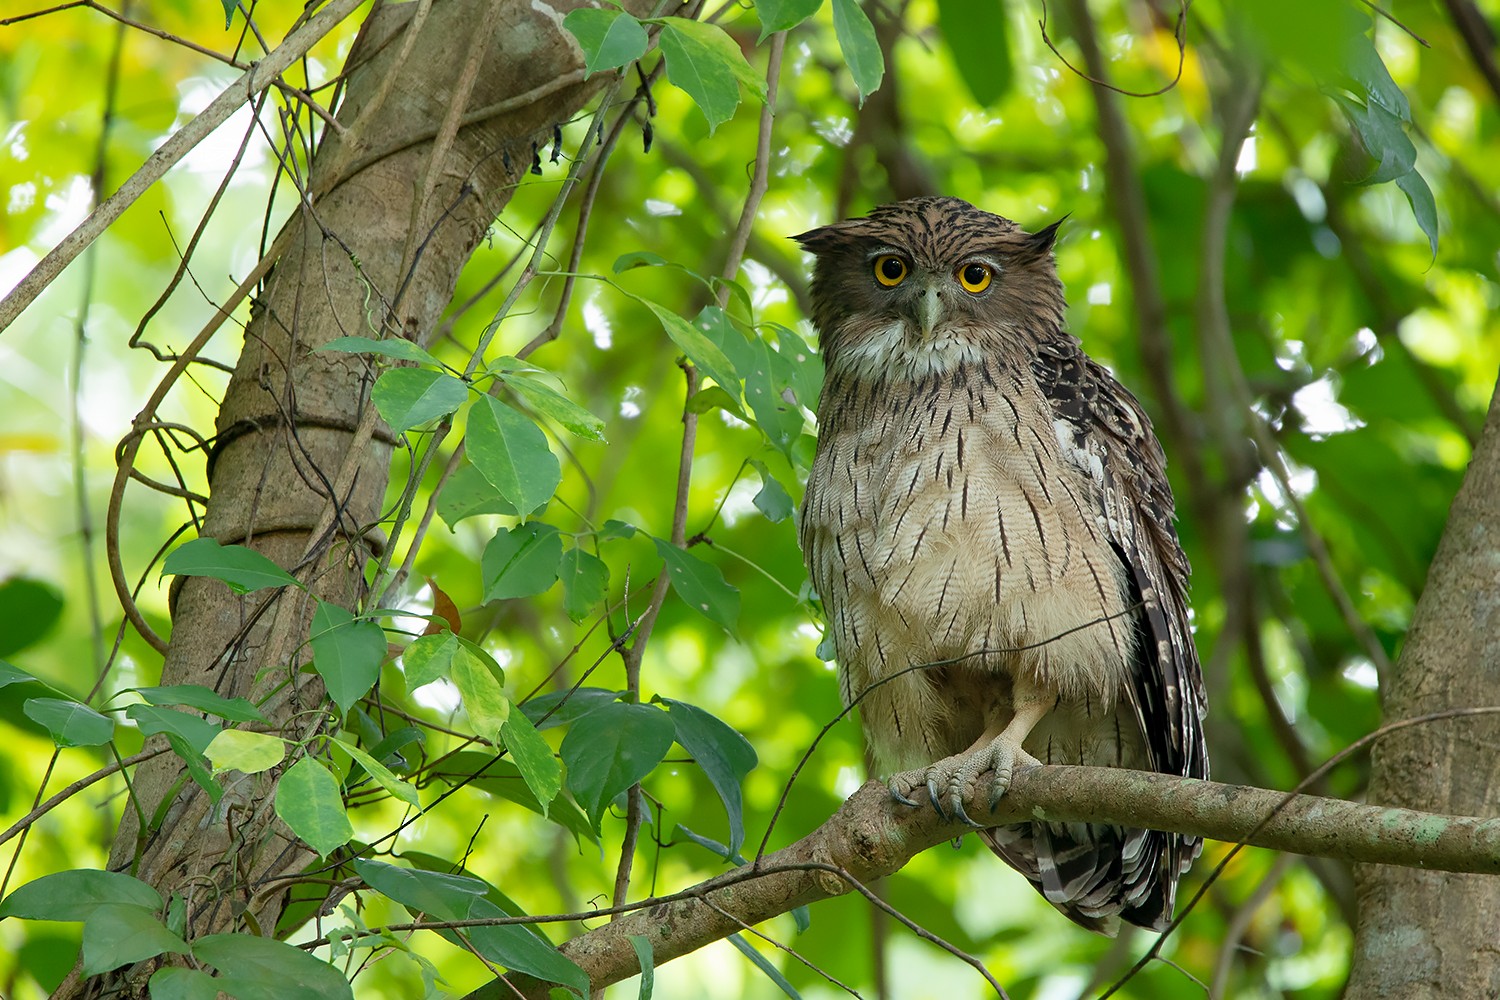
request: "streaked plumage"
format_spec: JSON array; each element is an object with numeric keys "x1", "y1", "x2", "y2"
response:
[{"x1": 795, "y1": 196, "x2": 1207, "y2": 932}]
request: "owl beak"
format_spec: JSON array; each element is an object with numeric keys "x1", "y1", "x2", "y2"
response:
[{"x1": 916, "y1": 283, "x2": 943, "y2": 338}]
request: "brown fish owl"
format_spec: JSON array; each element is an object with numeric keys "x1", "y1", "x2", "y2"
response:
[{"x1": 795, "y1": 196, "x2": 1208, "y2": 932}]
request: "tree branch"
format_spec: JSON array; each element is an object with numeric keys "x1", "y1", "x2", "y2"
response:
[{"x1": 466, "y1": 763, "x2": 1500, "y2": 999}]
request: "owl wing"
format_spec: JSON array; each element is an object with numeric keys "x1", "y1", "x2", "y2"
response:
[{"x1": 1030, "y1": 337, "x2": 1207, "y2": 783}]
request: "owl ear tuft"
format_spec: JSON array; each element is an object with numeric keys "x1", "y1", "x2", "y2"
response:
[
  {"x1": 791, "y1": 223, "x2": 846, "y2": 253},
  {"x1": 1018, "y1": 215, "x2": 1069, "y2": 259}
]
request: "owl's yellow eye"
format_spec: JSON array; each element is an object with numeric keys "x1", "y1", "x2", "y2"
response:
[
  {"x1": 873, "y1": 255, "x2": 908, "y2": 287},
  {"x1": 958, "y1": 262, "x2": 992, "y2": 293}
]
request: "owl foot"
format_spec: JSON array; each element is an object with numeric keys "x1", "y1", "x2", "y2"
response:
[{"x1": 887, "y1": 735, "x2": 1041, "y2": 826}]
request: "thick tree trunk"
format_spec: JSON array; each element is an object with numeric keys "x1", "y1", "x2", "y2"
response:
[
  {"x1": 61, "y1": 1, "x2": 625, "y2": 994},
  {"x1": 1346, "y1": 376, "x2": 1500, "y2": 999}
]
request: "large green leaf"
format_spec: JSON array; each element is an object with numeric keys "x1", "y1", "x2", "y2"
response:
[
  {"x1": 661, "y1": 697, "x2": 758, "y2": 853},
  {"x1": 462, "y1": 898, "x2": 591, "y2": 997},
  {"x1": 429, "y1": 752, "x2": 599, "y2": 846},
  {"x1": 372, "y1": 368, "x2": 468, "y2": 433},
  {"x1": 162, "y1": 538, "x2": 300, "y2": 594},
  {"x1": 438, "y1": 462, "x2": 519, "y2": 528},
  {"x1": 466, "y1": 395, "x2": 561, "y2": 518},
  {"x1": 274, "y1": 757, "x2": 353, "y2": 857},
  {"x1": 81, "y1": 904, "x2": 189, "y2": 976},
  {"x1": 451, "y1": 640, "x2": 510, "y2": 744},
  {"x1": 634, "y1": 298, "x2": 743, "y2": 407},
  {"x1": 134, "y1": 684, "x2": 266, "y2": 723},
  {"x1": 318, "y1": 335, "x2": 441, "y2": 368},
  {"x1": 501, "y1": 709, "x2": 562, "y2": 818},
  {"x1": 560, "y1": 701, "x2": 676, "y2": 829},
  {"x1": 934, "y1": 0, "x2": 1011, "y2": 105},
  {"x1": 560, "y1": 547, "x2": 610, "y2": 623},
  {"x1": 204, "y1": 729, "x2": 286, "y2": 773},
  {"x1": 330, "y1": 736, "x2": 419, "y2": 807},
  {"x1": 505, "y1": 373, "x2": 607, "y2": 441},
  {"x1": 355, "y1": 859, "x2": 489, "y2": 922},
  {"x1": 0, "y1": 870, "x2": 162, "y2": 922},
  {"x1": 125, "y1": 703, "x2": 221, "y2": 756},
  {"x1": 652, "y1": 538, "x2": 740, "y2": 631},
  {"x1": 755, "y1": 0, "x2": 821, "y2": 38},
  {"x1": 0, "y1": 576, "x2": 63, "y2": 657},
  {"x1": 309, "y1": 600, "x2": 387, "y2": 715},
  {"x1": 562, "y1": 7, "x2": 649, "y2": 77},
  {"x1": 830, "y1": 0, "x2": 883, "y2": 102},
  {"x1": 23, "y1": 698, "x2": 114, "y2": 748},
  {"x1": 656, "y1": 19, "x2": 757, "y2": 134},
  {"x1": 192, "y1": 934, "x2": 354, "y2": 1000},
  {"x1": 482, "y1": 522, "x2": 564, "y2": 601}
]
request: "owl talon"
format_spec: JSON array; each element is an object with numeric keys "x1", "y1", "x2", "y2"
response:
[{"x1": 926, "y1": 777, "x2": 949, "y2": 820}]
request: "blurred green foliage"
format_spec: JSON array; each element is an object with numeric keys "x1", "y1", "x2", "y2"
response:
[{"x1": 1, "y1": 0, "x2": 1497, "y2": 997}]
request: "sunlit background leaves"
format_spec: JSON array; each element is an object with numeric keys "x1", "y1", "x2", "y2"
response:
[{"x1": 2, "y1": 0, "x2": 1497, "y2": 997}]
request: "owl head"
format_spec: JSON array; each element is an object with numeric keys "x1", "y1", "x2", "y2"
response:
[{"x1": 794, "y1": 196, "x2": 1066, "y2": 378}]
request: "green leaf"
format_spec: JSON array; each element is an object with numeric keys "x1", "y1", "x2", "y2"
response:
[
  {"x1": 330, "y1": 736, "x2": 419, "y2": 807},
  {"x1": 438, "y1": 462, "x2": 519, "y2": 528},
  {"x1": 830, "y1": 0, "x2": 883, "y2": 102},
  {"x1": 81, "y1": 904, "x2": 189, "y2": 976},
  {"x1": 219, "y1": 0, "x2": 234, "y2": 28},
  {"x1": 191, "y1": 934, "x2": 354, "y2": 1000},
  {"x1": 274, "y1": 757, "x2": 353, "y2": 856},
  {"x1": 355, "y1": 859, "x2": 489, "y2": 921},
  {"x1": 482, "y1": 522, "x2": 564, "y2": 602},
  {"x1": 125, "y1": 704, "x2": 221, "y2": 756},
  {"x1": 318, "y1": 335, "x2": 441, "y2": 368},
  {"x1": 560, "y1": 701, "x2": 675, "y2": 829},
  {"x1": 451, "y1": 641, "x2": 510, "y2": 744},
  {"x1": 310, "y1": 601, "x2": 387, "y2": 716},
  {"x1": 135, "y1": 684, "x2": 266, "y2": 723},
  {"x1": 560, "y1": 547, "x2": 610, "y2": 623},
  {"x1": 501, "y1": 710, "x2": 561, "y2": 817},
  {"x1": 372, "y1": 368, "x2": 468, "y2": 433},
  {"x1": 162, "y1": 538, "x2": 300, "y2": 594},
  {"x1": 750, "y1": 461, "x2": 794, "y2": 523},
  {"x1": 467, "y1": 395, "x2": 562, "y2": 518},
  {"x1": 661, "y1": 697, "x2": 758, "y2": 853},
  {"x1": 204, "y1": 729, "x2": 286, "y2": 773},
  {"x1": 1334, "y1": 94, "x2": 1416, "y2": 184},
  {"x1": 935, "y1": 0, "x2": 1012, "y2": 105},
  {"x1": 635, "y1": 297, "x2": 742, "y2": 405},
  {"x1": 149, "y1": 966, "x2": 222, "y2": 1000},
  {"x1": 631, "y1": 934, "x2": 655, "y2": 999},
  {"x1": 657, "y1": 19, "x2": 747, "y2": 134},
  {"x1": 519, "y1": 687, "x2": 624, "y2": 730},
  {"x1": 756, "y1": 0, "x2": 821, "y2": 38},
  {"x1": 744, "y1": 335, "x2": 804, "y2": 453},
  {"x1": 1396, "y1": 169, "x2": 1439, "y2": 260},
  {"x1": 165, "y1": 733, "x2": 222, "y2": 803},
  {"x1": 652, "y1": 538, "x2": 739, "y2": 631},
  {"x1": 563, "y1": 7, "x2": 649, "y2": 77},
  {"x1": 0, "y1": 659, "x2": 41, "y2": 689},
  {"x1": 463, "y1": 898, "x2": 591, "y2": 997},
  {"x1": 0, "y1": 869, "x2": 162, "y2": 921},
  {"x1": 729, "y1": 932, "x2": 802, "y2": 997},
  {"x1": 612, "y1": 250, "x2": 671, "y2": 272},
  {"x1": 770, "y1": 324, "x2": 822, "y2": 408},
  {"x1": 506, "y1": 373, "x2": 607, "y2": 441},
  {"x1": 694, "y1": 305, "x2": 755, "y2": 374},
  {"x1": 403, "y1": 630, "x2": 460, "y2": 689},
  {"x1": 0, "y1": 576, "x2": 63, "y2": 657},
  {"x1": 430, "y1": 752, "x2": 599, "y2": 846},
  {"x1": 23, "y1": 697, "x2": 114, "y2": 747}
]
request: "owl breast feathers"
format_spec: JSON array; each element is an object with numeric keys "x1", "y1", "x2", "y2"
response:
[{"x1": 795, "y1": 195, "x2": 1208, "y2": 933}]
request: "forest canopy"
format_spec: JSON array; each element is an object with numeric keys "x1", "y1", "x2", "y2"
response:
[{"x1": 1, "y1": 0, "x2": 1498, "y2": 997}]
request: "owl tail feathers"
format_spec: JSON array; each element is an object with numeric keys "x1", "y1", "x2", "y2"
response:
[{"x1": 980, "y1": 822, "x2": 1200, "y2": 935}]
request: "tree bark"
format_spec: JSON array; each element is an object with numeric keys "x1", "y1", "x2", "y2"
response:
[
  {"x1": 61, "y1": 0, "x2": 630, "y2": 994},
  {"x1": 1346, "y1": 375, "x2": 1500, "y2": 999}
]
